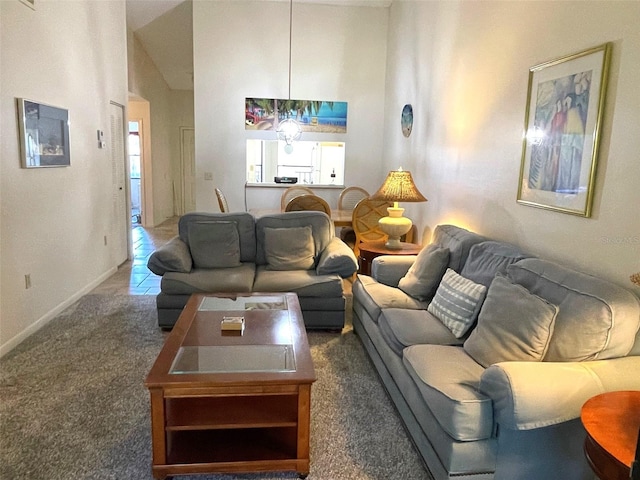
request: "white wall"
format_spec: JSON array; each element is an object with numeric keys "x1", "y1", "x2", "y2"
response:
[
  {"x1": 383, "y1": 1, "x2": 640, "y2": 292},
  {"x1": 128, "y1": 30, "x2": 194, "y2": 225},
  {"x1": 0, "y1": 1, "x2": 129, "y2": 355},
  {"x1": 193, "y1": 0, "x2": 389, "y2": 212}
]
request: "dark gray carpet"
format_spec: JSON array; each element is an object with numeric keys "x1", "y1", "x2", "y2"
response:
[{"x1": 0, "y1": 294, "x2": 432, "y2": 480}]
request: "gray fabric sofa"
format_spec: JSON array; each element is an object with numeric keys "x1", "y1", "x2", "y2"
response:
[
  {"x1": 148, "y1": 211, "x2": 358, "y2": 330},
  {"x1": 352, "y1": 224, "x2": 640, "y2": 480}
]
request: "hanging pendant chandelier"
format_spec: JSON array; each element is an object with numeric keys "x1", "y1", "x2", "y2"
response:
[{"x1": 276, "y1": 0, "x2": 301, "y2": 152}]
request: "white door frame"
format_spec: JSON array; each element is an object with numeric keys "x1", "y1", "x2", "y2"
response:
[{"x1": 180, "y1": 126, "x2": 196, "y2": 214}]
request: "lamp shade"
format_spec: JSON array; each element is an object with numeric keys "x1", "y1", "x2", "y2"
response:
[{"x1": 370, "y1": 169, "x2": 427, "y2": 203}]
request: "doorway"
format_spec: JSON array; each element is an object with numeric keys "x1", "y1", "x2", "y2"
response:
[
  {"x1": 128, "y1": 97, "x2": 153, "y2": 227},
  {"x1": 128, "y1": 121, "x2": 142, "y2": 224}
]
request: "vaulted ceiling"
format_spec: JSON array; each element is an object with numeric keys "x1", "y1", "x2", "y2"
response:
[{"x1": 125, "y1": 0, "x2": 392, "y2": 91}]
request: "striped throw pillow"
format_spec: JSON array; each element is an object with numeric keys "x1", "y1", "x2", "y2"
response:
[{"x1": 428, "y1": 268, "x2": 487, "y2": 338}]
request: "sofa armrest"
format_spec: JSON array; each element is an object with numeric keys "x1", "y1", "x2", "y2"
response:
[
  {"x1": 371, "y1": 255, "x2": 417, "y2": 287},
  {"x1": 479, "y1": 356, "x2": 640, "y2": 431},
  {"x1": 316, "y1": 237, "x2": 358, "y2": 278},
  {"x1": 147, "y1": 236, "x2": 192, "y2": 275}
]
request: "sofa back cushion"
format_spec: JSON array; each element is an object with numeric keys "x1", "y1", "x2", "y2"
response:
[
  {"x1": 398, "y1": 244, "x2": 450, "y2": 301},
  {"x1": 255, "y1": 211, "x2": 333, "y2": 267},
  {"x1": 460, "y1": 241, "x2": 531, "y2": 288},
  {"x1": 187, "y1": 221, "x2": 241, "y2": 268},
  {"x1": 507, "y1": 258, "x2": 640, "y2": 361},
  {"x1": 463, "y1": 275, "x2": 558, "y2": 367},
  {"x1": 264, "y1": 226, "x2": 315, "y2": 270},
  {"x1": 179, "y1": 212, "x2": 256, "y2": 263},
  {"x1": 431, "y1": 225, "x2": 486, "y2": 273}
]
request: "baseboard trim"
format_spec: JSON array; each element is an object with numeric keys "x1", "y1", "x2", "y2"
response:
[{"x1": 0, "y1": 267, "x2": 117, "y2": 358}]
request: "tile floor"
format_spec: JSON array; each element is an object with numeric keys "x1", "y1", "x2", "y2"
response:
[{"x1": 91, "y1": 217, "x2": 178, "y2": 295}]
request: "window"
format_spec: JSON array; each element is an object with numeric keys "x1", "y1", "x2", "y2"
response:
[{"x1": 246, "y1": 140, "x2": 345, "y2": 186}]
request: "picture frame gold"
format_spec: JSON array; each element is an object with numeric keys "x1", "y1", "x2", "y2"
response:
[{"x1": 517, "y1": 43, "x2": 611, "y2": 217}]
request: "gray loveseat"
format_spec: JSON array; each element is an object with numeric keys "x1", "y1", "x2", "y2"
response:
[
  {"x1": 148, "y1": 211, "x2": 358, "y2": 329},
  {"x1": 352, "y1": 224, "x2": 640, "y2": 480}
]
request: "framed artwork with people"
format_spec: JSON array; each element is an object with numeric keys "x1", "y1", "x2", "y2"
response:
[{"x1": 517, "y1": 43, "x2": 611, "y2": 217}]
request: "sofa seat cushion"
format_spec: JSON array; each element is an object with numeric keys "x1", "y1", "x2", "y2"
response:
[
  {"x1": 378, "y1": 308, "x2": 463, "y2": 356},
  {"x1": 352, "y1": 275, "x2": 427, "y2": 323},
  {"x1": 507, "y1": 258, "x2": 640, "y2": 361},
  {"x1": 403, "y1": 345, "x2": 493, "y2": 441},
  {"x1": 253, "y1": 266, "x2": 343, "y2": 297},
  {"x1": 160, "y1": 264, "x2": 255, "y2": 294}
]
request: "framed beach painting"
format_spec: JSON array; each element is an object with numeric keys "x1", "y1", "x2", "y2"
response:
[
  {"x1": 17, "y1": 98, "x2": 70, "y2": 168},
  {"x1": 517, "y1": 43, "x2": 611, "y2": 217},
  {"x1": 245, "y1": 98, "x2": 347, "y2": 134}
]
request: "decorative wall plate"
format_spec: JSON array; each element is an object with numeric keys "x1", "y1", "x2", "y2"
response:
[{"x1": 401, "y1": 104, "x2": 413, "y2": 137}]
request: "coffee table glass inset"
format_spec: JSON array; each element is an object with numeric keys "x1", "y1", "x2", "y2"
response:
[
  {"x1": 145, "y1": 292, "x2": 315, "y2": 480},
  {"x1": 170, "y1": 295, "x2": 295, "y2": 374}
]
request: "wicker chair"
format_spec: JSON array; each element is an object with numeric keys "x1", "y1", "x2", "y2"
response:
[
  {"x1": 351, "y1": 198, "x2": 392, "y2": 256},
  {"x1": 338, "y1": 187, "x2": 369, "y2": 245},
  {"x1": 338, "y1": 186, "x2": 369, "y2": 211},
  {"x1": 280, "y1": 186, "x2": 314, "y2": 210},
  {"x1": 285, "y1": 194, "x2": 331, "y2": 215},
  {"x1": 215, "y1": 188, "x2": 229, "y2": 213}
]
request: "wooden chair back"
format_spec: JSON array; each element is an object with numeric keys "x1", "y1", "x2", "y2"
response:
[
  {"x1": 352, "y1": 198, "x2": 392, "y2": 256},
  {"x1": 280, "y1": 186, "x2": 314, "y2": 210},
  {"x1": 215, "y1": 188, "x2": 229, "y2": 213},
  {"x1": 285, "y1": 194, "x2": 331, "y2": 215},
  {"x1": 338, "y1": 186, "x2": 369, "y2": 211}
]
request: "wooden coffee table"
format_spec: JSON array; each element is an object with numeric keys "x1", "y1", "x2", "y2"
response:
[{"x1": 145, "y1": 293, "x2": 316, "y2": 479}]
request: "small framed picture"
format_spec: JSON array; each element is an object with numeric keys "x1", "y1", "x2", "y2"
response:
[
  {"x1": 17, "y1": 98, "x2": 70, "y2": 168},
  {"x1": 517, "y1": 43, "x2": 611, "y2": 217}
]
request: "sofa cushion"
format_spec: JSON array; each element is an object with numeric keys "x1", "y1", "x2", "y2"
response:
[
  {"x1": 188, "y1": 221, "x2": 241, "y2": 269},
  {"x1": 403, "y1": 345, "x2": 493, "y2": 441},
  {"x1": 431, "y1": 225, "x2": 486, "y2": 272},
  {"x1": 398, "y1": 245, "x2": 450, "y2": 301},
  {"x1": 464, "y1": 275, "x2": 558, "y2": 368},
  {"x1": 379, "y1": 308, "x2": 463, "y2": 356},
  {"x1": 428, "y1": 269, "x2": 487, "y2": 338},
  {"x1": 352, "y1": 275, "x2": 427, "y2": 323},
  {"x1": 460, "y1": 241, "x2": 531, "y2": 288},
  {"x1": 507, "y1": 258, "x2": 640, "y2": 361},
  {"x1": 253, "y1": 266, "x2": 344, "y2": 297},
  {"x1": 264, "y1": 226, "x2": 315, "y2": 270},
  {"x1": 160, "y1": 264, "x2": 256, "y2": 295},
  {"x1": 255, "y1": 211, "x2": 333, "y2": 266},
  {"x1": 179, "y1": 212, "x2": 256, "y2": 262}
]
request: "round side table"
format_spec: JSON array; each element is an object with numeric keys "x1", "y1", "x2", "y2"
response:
[
  {"x1": 357, "y1": 240, "x2": 422, "y2": 276},
  {"x1": 581, "y1": 390, "x2": 640, "y2": 480}
]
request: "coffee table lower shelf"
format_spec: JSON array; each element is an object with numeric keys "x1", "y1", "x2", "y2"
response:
[{"x1": 149, "y1": 387, "x2": 311, "y2": 480}]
